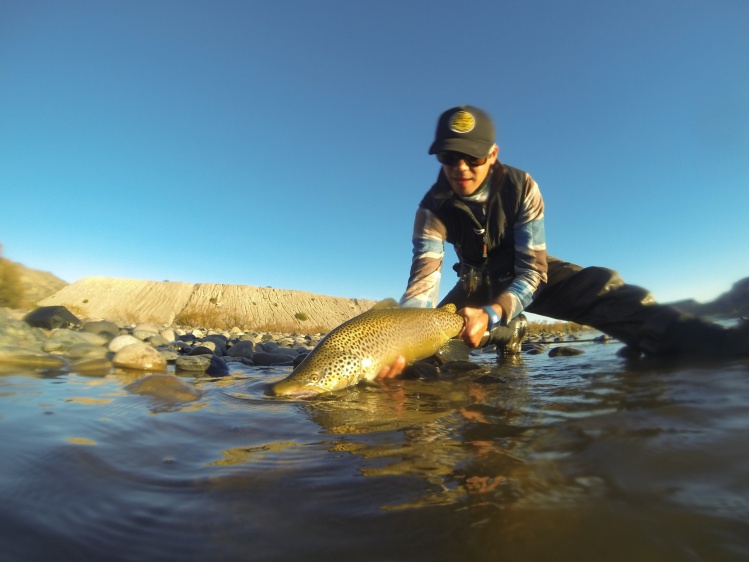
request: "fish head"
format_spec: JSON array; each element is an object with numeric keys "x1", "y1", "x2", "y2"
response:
[{"x1": 270, "y1": 351, "x2": 369, "y2": 397}]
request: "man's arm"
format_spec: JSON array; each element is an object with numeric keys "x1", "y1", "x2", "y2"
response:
[
  {"x1": 399, "y1": 206, "x2": 447, "y2": 309},
  {"x1": 380, "y1": 207, "x2": 447, "y2": 380},
  {"x1": 492, "y1": 173, "x2": 548, "y2": 322},
  {"x1": 458, "y1": 173, "x2": 547, "y2": 346}
]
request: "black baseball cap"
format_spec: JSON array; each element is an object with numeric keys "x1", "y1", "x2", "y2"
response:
[{"x1": 428, "y1": 105, "x2": 495, "y2": 158}]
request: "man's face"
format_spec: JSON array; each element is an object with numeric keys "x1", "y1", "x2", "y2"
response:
[{"x1": 439, "y1": 145, "x2": 498, "y2": 197}]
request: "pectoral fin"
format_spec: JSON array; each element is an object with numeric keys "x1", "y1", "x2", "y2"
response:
[{"x1": 435, "y1": 338, "x2": 470, "y2": 363}]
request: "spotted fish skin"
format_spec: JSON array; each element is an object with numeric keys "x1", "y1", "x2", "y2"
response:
[{"x1": 271, "y1": 301, "x2": 464, "y2": 396}]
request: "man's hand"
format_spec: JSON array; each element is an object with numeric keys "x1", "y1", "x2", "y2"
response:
[
  {"x1": 377, "y1": 355, "x2": 406, "y2": 379},
  {"x1": 458, "y1": 306, "x2": 496, "y2": 348}
]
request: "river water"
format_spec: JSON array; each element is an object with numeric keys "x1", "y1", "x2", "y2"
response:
[{"x1": 1, "y1": 337, "x2": 748, "y2": 561}]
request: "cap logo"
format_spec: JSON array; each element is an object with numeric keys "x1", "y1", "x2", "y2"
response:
[{"x1": 449, "y1": 111, "x2": 475, "y2": 134}]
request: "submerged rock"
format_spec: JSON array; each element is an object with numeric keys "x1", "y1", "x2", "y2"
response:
[
  {"x1": 0, "y1": 346, "x2": 68, "y2": 369},
  {"x1": 548, "y1": 346, "x2": 585, "y2": 357},
  {"x1": 71, "y1": 357, "x2": 113, "y2": 374},
  {"x1": 125, "y1": 373, "x2": 203, "y2": 402}
]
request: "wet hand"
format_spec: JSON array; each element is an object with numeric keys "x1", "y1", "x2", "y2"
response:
[
  {"x1": 458, "y1": 306, "x2": 492, "y2": 348},
  {"x1": 377, "y1": 355, "x2": 406, "y2": 379}
]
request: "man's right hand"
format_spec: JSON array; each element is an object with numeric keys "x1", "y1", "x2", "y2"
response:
[
  {"x1": 377, "y1": 355, "x2": 406, "y2": 379},
  {"x1": 458, "y1": 306, "x2": 494, "y2": 347}
]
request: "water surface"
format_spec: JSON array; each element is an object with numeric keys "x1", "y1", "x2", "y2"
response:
[{"x1": 1, "y1": 339, "x2": 748, "y2": 561}]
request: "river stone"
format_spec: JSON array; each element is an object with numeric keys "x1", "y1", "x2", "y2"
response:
[
  {"x1": 524, "y1": 343, "x2": 546, "y2": 355},
  {"x1": 81, "y1": 332, "x2": 109, "y2": 346},
  {"x1": 23, "y1": 306, "x2": 81, "y2": 330},
  {"x1": 41, "y1": 339, "x2": 64, "y2": 353},
  {"x1": 155, "y1": 348, "x2": 180, "y2": 362},
  {"x1": 0, "y1": 319, "x2": 45, "y2": 349},
  {"x1": 159, "y1": 328, "x2": 176, "y2": 342},
  {"x1": 71, "y1": 357, "x2": 112, "y2": 374},
  {"x1": 175, "y1": 354, "x2": 229, "y2": 376},
  {"x1": 225, "y1": 340, "x2": 255, "y2": 358},
  {"x1": 81, "y1": 320, "x2": 121, "y2": 339},
  {"x1": 0, "y1": 346, "x2": 68, "y2": 369},
  {"x1": 125, "y1": 374, "x2": 203, "y2": 402},
  {"x1": 292, "y1": 352, "x2": 309, "y2": 366},
  {"x1": 206, "y1": 355, "x2": 229, "y2": 376},
  {"x1": 134, "y1": 323, "x2": 162, "y2": 334},
  {"x1": 548, "y1": 346, "x2": 585, "y2": 357},
  {"x1": 112, "y1": 342, "x2": 167, "y2": 371},
  {"x1": 238, "y1": 333, "x2": 261, "y2": 343},
  {"x1": 132, "y1": 328, "x2": 160, "y2": 341},
  {"x1": 147, "y1": 334, "x2": 169, "y2": 347},
  {"x1": 175, "y1": 355, "x2": 211, "y2": 372},
  {"x1": 160, "y1": 341, "x2": 191, "y2": 353},
  {"x1": 197, "y1": 340, "x2": 218, "y2": 352},
  {"x1": 224, "y1": 356, "x2": 254, "y2": 365},
  {"x1": 42, "y1": 329, "x2": 106, "y2": 353},
  {"x1": 201, "y1": 335, "x2": 228, "y2": 355},
  {"x1": 401, "y1": 361, "x2": 439, "y2": 380},
  {"x1": 188, "y1": 345, "x2": 215, "y2": 356},
  {"x1": 178, "y1": 334, "x2": 198, "y2": 345},
  {"x1": 259, "y1": 341, "x2": 280, "y2": 352},
  {"x1": 67, "y1": 343, "x2": 110, "y2": 360},
  {"x1": 252, "y1": 351, "x2": 296, "y2": 366},
  {"x1": 109, "y1": 334, "x2": 143, "y2": 353}
]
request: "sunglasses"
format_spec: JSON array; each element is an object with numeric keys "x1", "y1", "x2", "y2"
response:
[{"x1": 436, "y1": 151, "x2": 489, "y2": 167}]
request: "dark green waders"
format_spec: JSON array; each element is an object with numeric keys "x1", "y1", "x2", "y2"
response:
[{"x1": 440, "y1": 256, "x2": 738, "y2": 357}]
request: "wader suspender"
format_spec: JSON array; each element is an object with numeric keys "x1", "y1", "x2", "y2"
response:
[
  {"x1": 451, "y1": 199, "x2": 490, "y2": 259},
  {"x1": 450, "y1": 172, "x2": 502, "y2": 262}
]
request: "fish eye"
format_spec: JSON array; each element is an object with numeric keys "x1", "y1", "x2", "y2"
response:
[{"x1": 309, "y1": 374, "x2": 320, "y2": 383}]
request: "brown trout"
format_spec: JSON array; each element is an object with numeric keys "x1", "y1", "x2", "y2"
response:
[{"x1": 270, "y1": 299, "x2": 465, "y2": 396}]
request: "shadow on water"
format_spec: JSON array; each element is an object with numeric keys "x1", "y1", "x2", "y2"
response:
[{"x1": 1, "y1": 340, "x2": 748, "y2": 561}]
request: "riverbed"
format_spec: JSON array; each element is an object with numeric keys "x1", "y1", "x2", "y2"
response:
[{"x1": 1, "y1": 338, "x2": 748, "y2": 561}]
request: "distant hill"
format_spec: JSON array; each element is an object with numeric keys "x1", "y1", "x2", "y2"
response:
[
  {"x1": 6, "y1": 258, "x2": 748, "y2": 327},
  {"x1": 0, "y1": 258, "x2": 68, "y2": 308},
  {"x1": 38, "y1": 277, "x2": 377, "y2": 330},
  {"x1": 668, "y1": 277, "x2": 749, "y2": 318}
]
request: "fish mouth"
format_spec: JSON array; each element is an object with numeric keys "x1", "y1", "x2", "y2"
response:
[{"x1": 269, "y1": 381, "x2": 327, "y2": 398}]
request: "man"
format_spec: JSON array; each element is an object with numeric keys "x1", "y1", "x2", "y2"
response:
[{"x1": 380, "y1": 104, "x2": 748, "y2": 378}]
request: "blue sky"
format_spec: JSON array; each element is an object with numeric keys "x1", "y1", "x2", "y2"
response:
[{"x1": 2, "y1": 0, "x2": 748, "y2": 308}]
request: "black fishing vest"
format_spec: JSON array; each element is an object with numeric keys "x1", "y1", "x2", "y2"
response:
[{"x1": 419, "y1": 163, "x2": 526, "y2": 277}]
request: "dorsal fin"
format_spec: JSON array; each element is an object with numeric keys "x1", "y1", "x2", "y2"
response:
[
  {"x1": 439, "y1": 303, "x2": 457, "y2": 313},
  {"x1": 371, "y1": 298, "x2": 401, "y2": 310}
]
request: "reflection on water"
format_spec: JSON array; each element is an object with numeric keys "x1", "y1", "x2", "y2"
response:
[{"x1": 1, "y1": 341, "x2": 748, "y2": 561}]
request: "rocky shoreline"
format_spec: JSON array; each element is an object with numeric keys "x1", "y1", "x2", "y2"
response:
[
  {"x1": 0, "y1": 306, "x2": 330, "y2": 379},
  {"x1": 0, "y1": 305, "x2": 602, "y2": 389}
]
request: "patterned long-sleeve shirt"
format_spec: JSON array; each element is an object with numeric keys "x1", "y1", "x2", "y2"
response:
[{"x1": 400, "y1": 168, "x2": 547, "y2": 321}]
